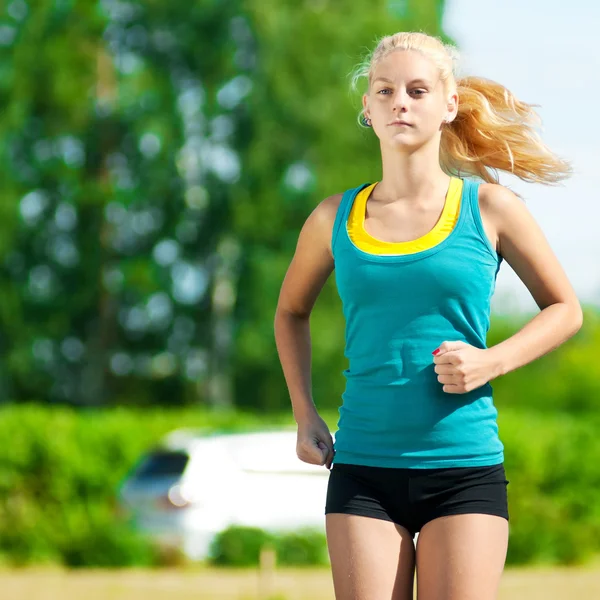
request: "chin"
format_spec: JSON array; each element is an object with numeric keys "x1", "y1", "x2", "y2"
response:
[
  {"x1": 386, "y1": 130, "x2": 437, "y2": 150},
  {"x1": 386, "y1": 135, "x2": 422, "y2": 150}
]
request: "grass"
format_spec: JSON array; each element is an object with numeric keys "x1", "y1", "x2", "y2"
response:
[{"x1": 2, "y1": 565, "x2": 600, "y2": 599}]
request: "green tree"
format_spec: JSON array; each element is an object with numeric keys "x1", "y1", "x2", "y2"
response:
[{"x1": 0, "y1": 0, "x2": 244, "y2": 407}]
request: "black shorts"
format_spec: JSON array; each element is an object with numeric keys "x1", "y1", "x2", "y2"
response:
[{"x1": 325, "y1": 462, "x2": 509, "y2": 537}]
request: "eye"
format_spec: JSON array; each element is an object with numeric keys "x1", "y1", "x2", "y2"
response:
[{"x1": 376, "y1": 88, "x2": 426, "y2": 96}]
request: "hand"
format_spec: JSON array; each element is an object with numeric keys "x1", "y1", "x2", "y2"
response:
[
  {"x1": 432, "y1": 341, "x2": 501, "y2": 394},
  {"x1": 296, "y1": 413, "x2": 335, "y2": 470}
]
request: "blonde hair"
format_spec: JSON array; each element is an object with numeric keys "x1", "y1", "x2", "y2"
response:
[{"x1": 351, "y1": 32, "x2": 572, "y2": 185}]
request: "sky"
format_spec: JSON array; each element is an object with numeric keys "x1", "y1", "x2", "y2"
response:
[{"x1": 443, "y1": 0, "x2": 600, "y2": 314}]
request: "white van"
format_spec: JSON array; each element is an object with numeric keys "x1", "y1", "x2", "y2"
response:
[{"x1": 118, "y1": 428, "x2": 331, "y2": 560}]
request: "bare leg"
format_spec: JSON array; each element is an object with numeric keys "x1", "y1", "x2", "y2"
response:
[
  {"x1": 415, "y1": 513, "x2": 508, "y2": 600},
  {"x1": 326, "y1": 513, "x2": 416, "y2": 600}
]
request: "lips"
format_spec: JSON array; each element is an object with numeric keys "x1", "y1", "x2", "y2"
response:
[{"x1": 389, "y1": 121, "x2": 412, "y2": 126}]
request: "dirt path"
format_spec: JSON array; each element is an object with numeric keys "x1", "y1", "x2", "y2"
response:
[{"x1": 1, "y1": 566, "x2": 600, "y2": 599}]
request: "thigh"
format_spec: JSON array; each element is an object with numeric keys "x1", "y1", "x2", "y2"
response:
[
  {"x1": 415, "y1": 513, "x2": 508, "y2": 600},
  {"x1": 325, "y1": 463, "x2": 416, "y2": 599},
  {"x1": 327, "y1": 513, "x2": 416, "y2": 600}
]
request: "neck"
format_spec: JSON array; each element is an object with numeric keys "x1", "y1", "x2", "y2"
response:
[{"x1": 376, "y1": 135, "x2": 450, "y2": 202}]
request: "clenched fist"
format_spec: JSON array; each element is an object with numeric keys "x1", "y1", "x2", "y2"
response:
[
  {"x1": 432, "y1": 340, "x2": 502, "y2": 394},
  {"x1": 296, "y1": 413, "x2": 335, "y2": 470}
]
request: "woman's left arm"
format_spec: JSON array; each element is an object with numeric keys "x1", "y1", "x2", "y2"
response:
[
  {"x1": 481, "y1": 184, "x2": 583, "y2": 376},
  {"x1": 432, "y1": 184, "x2": 583, "y2": 394}
]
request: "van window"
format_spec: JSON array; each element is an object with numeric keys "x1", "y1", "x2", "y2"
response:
[{"x1": 134, "y1": 450, "x2": 189, "y2": 478}]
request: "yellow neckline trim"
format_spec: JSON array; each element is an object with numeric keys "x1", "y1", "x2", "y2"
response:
[{"x1": 347, "y1": 177, "x2": 463, "y2": 255}]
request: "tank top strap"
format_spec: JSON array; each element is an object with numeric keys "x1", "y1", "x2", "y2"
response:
[
  {"x1": 331, "y1": 183, "x2": 372, "y2": 259},
  {"x1": 461, "y1": 177, "x2": 502, "y2": 261}
]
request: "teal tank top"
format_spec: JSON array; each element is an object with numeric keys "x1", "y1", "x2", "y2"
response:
[{"x1": 331, "y1": 177, "x2": 504, "y2": 468}]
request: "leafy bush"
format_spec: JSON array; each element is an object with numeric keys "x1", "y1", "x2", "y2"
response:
[
  {"x1": 500, "y1": 408, "x2": 600, "y2": 565},
  {"x1": 209, "y1": 526, "x2": 328, "y2": 567},
  {"x1": 209, "y1": 526, "x2": 275, "y2": 567},
  {"x1": 275, "y1": 529, "x2": 329, "y2": 566}
]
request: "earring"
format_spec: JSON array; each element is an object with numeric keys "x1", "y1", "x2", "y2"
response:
[{"x1": 361, "y1": 115, "x2": 372, "y2": 127}]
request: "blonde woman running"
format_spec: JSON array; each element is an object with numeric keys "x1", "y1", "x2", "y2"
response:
[{"x1": 274, "y1": 31, "x2": 582, "y2": 600}]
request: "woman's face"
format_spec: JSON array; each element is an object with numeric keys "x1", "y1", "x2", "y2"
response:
[{"x1": 363, "y1": 49, "x2": 457, "y2": 149}]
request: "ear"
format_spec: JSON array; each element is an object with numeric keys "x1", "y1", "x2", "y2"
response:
[
  {"x1": 446, "y1": 90, "x2": 459, "y2": 122},
  {"x1": 362, "y1": 93, "x2": 369, "y2": 115}
]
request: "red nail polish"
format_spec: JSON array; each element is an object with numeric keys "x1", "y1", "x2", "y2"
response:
[{"x1": 432, "y1": 349, "x2": 440, "y2": 356}]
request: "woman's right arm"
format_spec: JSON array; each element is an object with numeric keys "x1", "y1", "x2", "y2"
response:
[{"x1": 274, "y1": 193, "x2": 343, "y2": 470}]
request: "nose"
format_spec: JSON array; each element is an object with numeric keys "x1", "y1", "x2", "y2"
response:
[{"x1": 392, "y1": 88, "x2": 409, "y2": 113}]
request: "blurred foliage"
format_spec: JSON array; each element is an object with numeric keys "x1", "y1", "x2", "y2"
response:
[
  {"x1": 0, "y1": 0, "x2": 245, "y2": 407},
  {"x1": 210, "y1": 525, "x2": 274, "y2": 567},
  {"x1": 0, "y1": 403, "x2": 600, "y2": 566},
  {"x1": 274, "y1": 528, "x2": 329, "y2": 566},
  {"x1": 0, "y1": 0, "x2": 457, "y2": 410},
  {"x1": 489, "y1": 308, "x2": 600, "y2": 413},
  {"x1": 0, "y1": 403, "x2": 290, "y2": 566},
  {"x1": 500, "y1": 407, "x2": 600, "y2": 565},
  {"x1": 209, "y1": 525, "x2": 328, "y2": 567}
]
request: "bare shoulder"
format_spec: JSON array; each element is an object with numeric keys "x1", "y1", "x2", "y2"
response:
[
  {"x1": 478, "y1": 182, "x2": 523, "y2": 214},
  {"x1": 477, "y1": 180, "x2": 553, "y2": 264},
  {"x1": 309, "y1": 192, "x2": 344, "y2": 227},
  {"x1": 302, "y1": 192, "x2": 344, "y2": 253},
  {"x1": 477, "y1": 183, "x2": 531, "y2": 250}
]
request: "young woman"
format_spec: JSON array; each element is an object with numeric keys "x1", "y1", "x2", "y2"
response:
[{"x1": 273, "y1": 31, "x2": 582, "y2": 600}]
